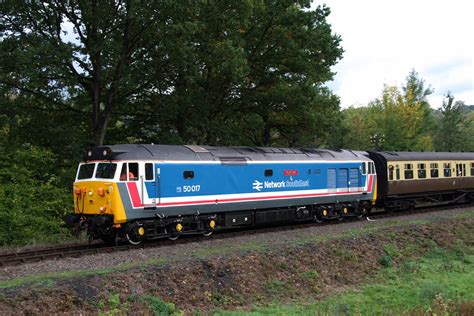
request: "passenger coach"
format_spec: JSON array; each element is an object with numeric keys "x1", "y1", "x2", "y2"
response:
[
  {"x1": 68, "y1": 145, "x2": 376, "y2": 244},
  {"x1": 369, "y1": 151, "x2": 474, "y2": 210}
]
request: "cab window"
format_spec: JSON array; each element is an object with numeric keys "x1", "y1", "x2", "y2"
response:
[
  {"x1": 77, "y1": 163, "x2": 95, "y2": 180},
  {"x1": 145, "y1": 163, "x2": 154, "y2": 180},
  {"x1": 120, "y1": 162, "x2": 139, "y2": 181},
  {"x1": 95, "y1": 163, "x2": 117, "y2": 179}
]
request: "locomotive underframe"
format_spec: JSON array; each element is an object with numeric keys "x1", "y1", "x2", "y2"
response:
[{"x1": 72, "y1": 200, "x2": 373, "y2": 244}]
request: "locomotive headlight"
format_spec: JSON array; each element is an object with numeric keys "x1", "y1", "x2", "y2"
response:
[{"x1": 88, "y1": 191, "x2": 93, "y2": 196}]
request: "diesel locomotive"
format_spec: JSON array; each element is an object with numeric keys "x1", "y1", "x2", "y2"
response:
[{"x1": 66, "y1": 144, "x2": 474, "y2": 244}]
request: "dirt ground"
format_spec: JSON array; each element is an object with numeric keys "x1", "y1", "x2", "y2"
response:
[{"x1": 0, "y1": 210, "x2": 473, "y2": 314}]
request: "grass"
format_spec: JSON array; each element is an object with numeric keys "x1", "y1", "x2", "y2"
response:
[
  {"x1": 0, "y1": 257, "x2": 168, "y2": 289},
  {"x1": 217, "y1": 245, "x2": 474, "y2": 315}
]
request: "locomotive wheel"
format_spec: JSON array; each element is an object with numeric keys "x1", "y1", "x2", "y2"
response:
[
  {"x1": 126, "y1": 233, "x2": 143, "y2": 245},
  {"x1": 314, "y1": 211, "x2": 323, "y2": 224},
  {"x1": 357, "y1": 205, "x2": 369, "y2": 219},
  {"x1": 126, "y1": 223, "x2": 145, "y2": 245},
  {"x1": 168, "y1": 234, "x2": 179, "y2": 241},
  {"x1": 202, "y1": 231, "x2": 213, "y2": 237}
]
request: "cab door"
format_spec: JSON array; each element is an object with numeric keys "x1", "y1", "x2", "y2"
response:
[{"x1": 144, "y1": 162, "x2": 158, "y2": 210}]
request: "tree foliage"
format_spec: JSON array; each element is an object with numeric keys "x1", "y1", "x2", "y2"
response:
[
  {"x1": 340, "y1": 70, "x2": 438, "y2": 151},
  {"x1": 434, "y1": 93, "x2": 472, "y2": 151},
  {"x1": 1, "y1": 0, "x2": 343, "y2": 147}
]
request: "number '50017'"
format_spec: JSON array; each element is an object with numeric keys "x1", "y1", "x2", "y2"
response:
[{"x1": 183, "y1": 185, "x2": 201, "y2": 192}]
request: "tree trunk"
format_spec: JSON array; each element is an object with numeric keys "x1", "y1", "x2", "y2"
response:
[{"x1": 262, "y1": 113, "x2": 271, "y2": 146}]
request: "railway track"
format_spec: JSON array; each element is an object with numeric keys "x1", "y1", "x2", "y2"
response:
[{"x1": 1, "y1": 203, "x2": 472, "y2": 268}]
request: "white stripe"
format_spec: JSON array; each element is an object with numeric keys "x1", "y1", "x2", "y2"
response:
[{"x1": 156, "y1": 187, "x2": 366, "y2": 204}]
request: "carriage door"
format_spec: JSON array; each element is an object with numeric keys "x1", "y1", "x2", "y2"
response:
[
  {"x1": 349, "y1": 168, "x2": 360, "y2": 192},
  {"x1": 328, "y1": 168, "x2": 337, "y2": 193},
  {"x1": 338, "y1": 168, "x2": 349, "y2": 192}
]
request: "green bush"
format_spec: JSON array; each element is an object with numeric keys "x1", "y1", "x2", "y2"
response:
[
  {"x1": 139, "y1": 295, "x2": 182, "y2": 316},
  {"x1": 379, "y1": 254, "x2": 393, "y2": 268},
  {"x1": 0, "y1": 144, "x2": 73, "y2": 245}
]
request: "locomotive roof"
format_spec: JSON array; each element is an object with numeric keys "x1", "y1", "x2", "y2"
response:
[
  {"x1": 84, "y1": 144, "x2": 370, "y2": 162},
  {"x1": 371, "y1": 151, "x2": 474, "y2": 161}
]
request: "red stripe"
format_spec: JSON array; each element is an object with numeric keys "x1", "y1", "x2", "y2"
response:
[
  {"x1": 367, "y1": 175, "x2": 373, "y2": 193},
  {"x1": 126, "y1": 182, "x2": 143, "y2": 207},
  {"x1": 124, "y1": 178, "x2": 374, "y2": 209}
]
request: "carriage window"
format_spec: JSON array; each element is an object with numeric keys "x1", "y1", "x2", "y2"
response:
[
  {"x1": 417, "y1": 163, "x2": 426, "y2": 179},
  {"x1": 443, "y1": 163, "x2": 451, "y2": 177},
  {"x1": 361, "y1": 162, "x2": 367, "y2": 175},
  {"x1": 95, "y1": 163, "x2": 117, "y2": 179},
  {"x1": 471, "y1": 163, "x2": 474, "y2": 176},
  {"x1": 388, "y1": 165, "x2": 394, "y2": 181},
  {"x1": 183, "y1": 170, "x2": 194, "y2": 179},
  {"x1": 145, "y1": 163, "x2": 154, "y2": 180},
  {"x1": 455, "y1": 163, "x2": 466, "y2": 177},
  {"x1": 395, "y1": 165, "x2": 400, "y2": 180},
  {"x1": 430, "y1": 163, "x2": 439, "y2": 178},
  {"x1": 77, "y1": 163, "x2": 95, "y2": 180},
  {"x1": 404, "y1": 163, "x2": 413, "y2": 179},
  {"x1": 264, "y1": 169, "x2": 273, "y2": 177}
]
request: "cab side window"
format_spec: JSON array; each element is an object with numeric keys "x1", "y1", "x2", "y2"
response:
[
  {"x1": 145, "y1": 163, "x2": 154, "y2": 180},
  {"x1": 120, "y1": 162, "x2": 139, "y2": 181}
]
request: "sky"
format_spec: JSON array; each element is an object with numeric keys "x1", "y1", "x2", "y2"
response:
[{"x1": 316, "y1": 0, "x2": 474, "y2": 108}]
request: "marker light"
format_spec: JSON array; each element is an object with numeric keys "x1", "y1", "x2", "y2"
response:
[{"x1": 176, "y1": 223, "x2": 183, "y2": 232}]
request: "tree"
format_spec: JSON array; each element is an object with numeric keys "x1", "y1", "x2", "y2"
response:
[
  {"x1": 1, "y1": 0, "x2": 174, "y2": 145},
  {"x1": 339, "y1": 70, "x2": 436, "y2": 151},
  {"x1": 434, "y1": 93, "x2": 470, "y2": 151},
  {"x1": 111, "y1": 0, "x2": 343, "y2": 147}
]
